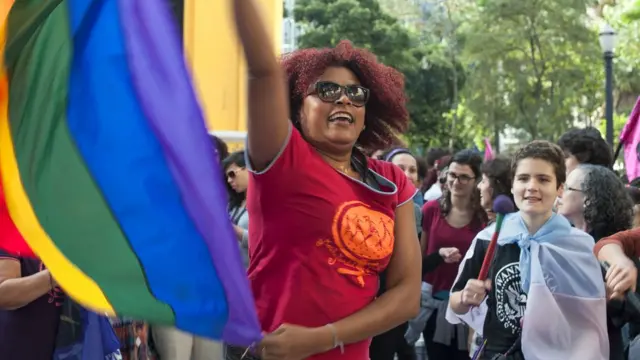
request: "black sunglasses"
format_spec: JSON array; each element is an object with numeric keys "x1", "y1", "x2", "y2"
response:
[
  {"x1": 311, "y1": 81, "x2": 370, "y2": 107},
  {"x1": 227, "y1": 168, "x2": 245, "y2": 179}
]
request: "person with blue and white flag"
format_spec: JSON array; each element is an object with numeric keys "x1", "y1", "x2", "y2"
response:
[{"x1": 446, "y1": 140, "x2": 609, "y2": 360}]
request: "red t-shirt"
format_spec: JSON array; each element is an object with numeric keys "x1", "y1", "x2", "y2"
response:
[
  {"x1": 246, "y1": 126, "x2": 416, "y2": 360},
  {"x1": 421, "y1": 200, "x2": 484, "y2": 293}
]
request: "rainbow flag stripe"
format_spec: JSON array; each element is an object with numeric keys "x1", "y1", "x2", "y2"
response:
[{"x1": 0, "y1": 0, "x2": 260, "y2": 346}]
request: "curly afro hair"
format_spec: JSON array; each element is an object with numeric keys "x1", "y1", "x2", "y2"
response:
[
  {"x1": 578, "y1": 164, "x2": 633, "y2": 240},
  {"x1": 557, "y1": 127, "x2": 613, "y2": 168},
  {"x1": 281, "y1": 40, "x2": 409, "y2": 151}
]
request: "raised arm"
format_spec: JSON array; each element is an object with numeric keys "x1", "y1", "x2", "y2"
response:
[{"x1": 232, "y1": 0, "x2": 290, "y2": 171}]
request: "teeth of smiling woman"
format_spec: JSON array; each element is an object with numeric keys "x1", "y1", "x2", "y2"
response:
[{"x1": 329, "y1": 112, "x2": 354, "y2": 123}]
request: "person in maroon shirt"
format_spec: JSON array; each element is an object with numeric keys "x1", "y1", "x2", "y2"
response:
[
  {"x1": 226, "y1": 1, "x2": 422, "y2": 360},
  {"x1": 420, "y1": 149, "x2": 486, "y2": 360},
  {"x1": 0, "y1": 250, "x2": 63, "y2": 360}
]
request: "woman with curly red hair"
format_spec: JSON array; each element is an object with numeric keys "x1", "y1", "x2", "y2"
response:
[{"x1": 225, "y1": 1, "x2": 422, "y2": 359}]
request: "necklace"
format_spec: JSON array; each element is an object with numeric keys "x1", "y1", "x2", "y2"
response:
[
  {"x1": 315, "y1": 148, "x2": 354, "y2": 175},
  {"x1": 336, "y1": 164, "x2": 354, "y2": 175}
]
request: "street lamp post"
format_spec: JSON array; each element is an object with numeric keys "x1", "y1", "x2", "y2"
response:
[{"x1": 599, "y1": 23, "x2": 617, "y2": 147}]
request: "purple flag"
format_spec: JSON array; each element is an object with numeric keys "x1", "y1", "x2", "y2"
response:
[
  {"x1": 620, "y1": 97, "x2": 640, "y2": 181},
  {"x1": 118, "y1": 0, "x2": 261, "y2": 346}
]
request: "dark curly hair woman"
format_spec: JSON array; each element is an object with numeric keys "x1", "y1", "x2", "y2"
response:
[
  {"x1": 227, "y1": 1, "x2": 422, "y2": 360},
  {"x1": 557, "y1": 164, "x2": 633, "y2": 360}
]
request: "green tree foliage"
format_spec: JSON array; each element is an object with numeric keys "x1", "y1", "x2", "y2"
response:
[
  {"x1": 598, "y1": 112, "x2": 629, "y2": 147},
  {"x1": 293, "y1": 0, "x2": 640, "y2": 151},
  {"x1": 459, "y1": 0, "x2": 604, "y2": 141},
  {"x1": 402, "y1": 53, "x2": 469, "y2": 150},
  {"x1": 584, "y1": 0, "x2": 640, "y2": 147},
  {"x1": 623, "y1": 0, "x2": 640, "y2": 21},
  {"x1": 294, "y1": 0, "x2": 416, "y2": 67},
  {"x1": 602, "y1": 2, "x2": 640, "y2": 118},
  {"x1": 294, "y1": 0, "x2": 472, "y2": 150}
]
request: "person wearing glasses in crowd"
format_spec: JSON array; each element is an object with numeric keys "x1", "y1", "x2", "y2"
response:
[
  {"x1": 419, "y1": 149, "x2": 487, "y2": 360},
  {"x1": 557, "y1": 164, "x2": 635, "y2": 360},
  {"x1": 223, "y1": 151, "x2": 250, "y2": 268},
  {"x1": 555, "y1": 127, "x2": 612, "y2": 212},
  {"x1": 226, "y1": 1, "x2": 422, "y2": 359}
]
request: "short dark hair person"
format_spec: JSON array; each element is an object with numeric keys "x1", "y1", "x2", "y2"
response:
[
  {"x1": 557, "y1": 127, "x2": 613, "y2": 170},
  {"x1": 512, "y1": 140, "x2": 567, "y2": 188}
]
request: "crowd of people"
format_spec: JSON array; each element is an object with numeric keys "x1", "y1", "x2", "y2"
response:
[{"x1": 3, "y1": 0, "x2": 640, "y2": 359}]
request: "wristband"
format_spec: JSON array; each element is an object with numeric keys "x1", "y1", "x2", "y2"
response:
[{"x1": 325, "y1": 323, "x2": 344, "y2": 354}]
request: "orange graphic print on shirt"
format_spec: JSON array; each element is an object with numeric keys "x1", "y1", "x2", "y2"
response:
[{"x1": 316, "y1": 201, "x2": 395, "y2": 287}]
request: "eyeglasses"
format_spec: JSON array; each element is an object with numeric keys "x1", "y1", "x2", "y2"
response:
[
  {"x1": 310, "y1": 81, "x2": 370, "y2": 107},
  {"x1": 447, "y1": 172, "x2": 475, "y2": 184},
  {"x1": 565, "y1": 186, "x2": 584, "y2": 193}
]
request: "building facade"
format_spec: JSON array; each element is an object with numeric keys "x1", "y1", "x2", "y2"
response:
[{"x1": 184, "y1": 0, "x2": 283, "y2": 147}]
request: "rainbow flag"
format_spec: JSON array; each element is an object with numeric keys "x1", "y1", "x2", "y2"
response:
[{"x1": 0, "y1": 0, "x2": 261, "y2": 346}]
